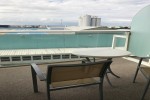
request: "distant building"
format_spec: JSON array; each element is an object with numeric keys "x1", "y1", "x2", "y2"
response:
[{"x1": 79, "y1": 15, "x2": 101, "y2": 27}]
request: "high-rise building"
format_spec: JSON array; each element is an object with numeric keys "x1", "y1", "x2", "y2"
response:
[{"x1": 79, "y1": 15, "x2": 101, "y2": 27}]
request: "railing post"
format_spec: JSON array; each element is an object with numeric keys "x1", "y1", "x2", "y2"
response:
[
  {"x1": 124, "y1": 32, "x2": 130, "y2": 50},
  {"x1": 112, "y1": 35, "x2": 117, "y2": 49}
]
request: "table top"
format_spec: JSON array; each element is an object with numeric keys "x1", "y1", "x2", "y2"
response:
[{"x1": 72, "y1": 48, "x2": 131, "y2": 58}]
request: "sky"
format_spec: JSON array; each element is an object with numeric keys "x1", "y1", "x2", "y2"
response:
[{"x1": 0, "y1": 0, "x2": 150, "y2": 26}]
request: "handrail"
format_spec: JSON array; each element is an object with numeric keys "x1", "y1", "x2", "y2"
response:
[{"x1": 0, "y1": 29, "x2": 130, "y2": 34}]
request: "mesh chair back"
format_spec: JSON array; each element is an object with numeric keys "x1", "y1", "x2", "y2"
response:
[{"x1": 47, "y1": 60, "x2": 111, "y2": 83}]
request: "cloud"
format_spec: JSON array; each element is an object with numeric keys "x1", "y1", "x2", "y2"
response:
[{"x1": 0, "y1": 0, "x2": 150, "y2": 26}]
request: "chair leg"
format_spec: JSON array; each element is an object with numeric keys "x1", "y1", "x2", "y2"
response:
[
  {"x1": 99, "y1": 78, "x2": 104, "y2": 100},
  {"x1": 141, "y1": 79, "x2": 150, "y2": 100},
  {"x1": 31, "y1": 66, "x2": 38, "y2": 93},
  {"x1": 47, "y1": 84, "x2": 51, "y2": 100},
  {"x1": 133, "y1": 58, "x2": 143, "y2": 83}
]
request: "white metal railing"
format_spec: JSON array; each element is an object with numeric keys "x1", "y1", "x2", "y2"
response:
[
  {"x1": 0, "y1": 53, "x2": 81, "y2": 65},
  {"x1": 0, "y1": 29, "x2": 130, "y2": 34}
]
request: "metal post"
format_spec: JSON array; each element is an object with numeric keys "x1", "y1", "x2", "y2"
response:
[{"x1": 31, "y1": 66, "x2": 38, "y2": 93}]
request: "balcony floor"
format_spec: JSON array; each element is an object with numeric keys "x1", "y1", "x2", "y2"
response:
[{"x1": 0, "y1": 58, "x2": 150, "y2": 100}]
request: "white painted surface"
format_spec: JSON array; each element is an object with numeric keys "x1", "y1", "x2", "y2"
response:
[
  {"x1": 0, "y1": 29, "x2": 130, "y2": 34},
  {"x1": 72, "y1": 48, "x2": 131, "y2": 58}
]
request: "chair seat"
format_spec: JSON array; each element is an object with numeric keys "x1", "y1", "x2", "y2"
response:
[
  {"x1": 140, "y1": 67, "x2": 150, "y2": 78},
  {"x1": 51, "y1": 77, "x2": 100, "y2": 88}
]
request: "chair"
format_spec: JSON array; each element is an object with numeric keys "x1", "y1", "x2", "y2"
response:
[
  {"x1": 31, "y1": 60, "x2": 112, "y2": 100},
  {"x1": 133, "y1": 57, "x2": 150, "y2": 100},
  {"x1": 82, "y1": 57, "x2": 116, "y2": 87}
]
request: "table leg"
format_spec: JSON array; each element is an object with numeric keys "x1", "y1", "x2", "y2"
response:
[
  {"x1": 105, "y1": 72, "x2": 113, "y2": 87},
  {"x1": 84, "y1": 57, "x2": 120, "y2": 78},
  {"x1": 86, "y1": 57, "x2": 91, "y2": 62},
  {"x1": 83, "y1": 57, "x2": 120, "y2": 87},
  {"x1": 107, "y1": 58, "x2": 120, "y2": 78},
  {"x1": 107, "y1": 66, "x2": 120, "y2": 78}
]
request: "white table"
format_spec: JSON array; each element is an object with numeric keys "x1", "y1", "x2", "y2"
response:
[
  {"x1": 72, "y1": 48, "x2": 131, "y2": 86},
  {"x1": 72, "y1": 48, "x2": 131, "y2": 58}
]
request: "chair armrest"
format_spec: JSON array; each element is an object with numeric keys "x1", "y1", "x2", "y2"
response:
[{"x1": 31, "y1": 63, "x2": 46, "y2": 81}]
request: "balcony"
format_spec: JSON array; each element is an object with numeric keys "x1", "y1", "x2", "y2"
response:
[
  {"x1": 0, "y1": 58, "x2": 150, "y2": 100},
  {"x1": 0, "y1": 25, "x2": 150, "y2": 99},
  {"x1": 0, "y1": 29, "x2": 149, "y2": 100},
  {"x1": 0, "y1": 29, "x2": 132, "y2": 65},
  {"x1": 1, "y1": 3, "x2": 150, "y2": 100}
]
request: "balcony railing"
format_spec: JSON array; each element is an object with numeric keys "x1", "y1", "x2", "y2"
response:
[{"x1": 0, "y1": 29, "x2": 130, "y2": 65}]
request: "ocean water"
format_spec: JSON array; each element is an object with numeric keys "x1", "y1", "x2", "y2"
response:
[{"x1": 0, "y1": 28, "x2": 125, "y2": 49}]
